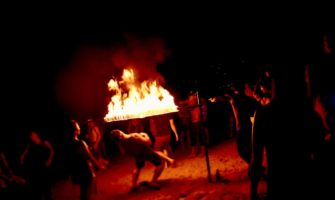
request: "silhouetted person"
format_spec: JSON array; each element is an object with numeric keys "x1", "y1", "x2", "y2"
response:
[
  {"x1": 0, "y1": 149, "x2": 26, "y2": 199},
  {"x1": 187, "y1": 91, "x2": 209, "y2": 157},
  {"x1": 86, "y1": 119, "x2": 102, "y2": 159},
  {"x1": 251, "y1": 65, "x2": 315, "y2": 200},
  {"x1": 227, "y1": 83, "x2": 260, "y2": 165},
  {"x1": 20, "y1": 131, "x2": 54, "y2": 200},
  {"x1": 176, "y1": 100, "x2": 192, "y2": 149},
  {"x1": 305, "y1": 32, "x2": 335, "y2": 199},
  {"x1": 85, "y1": 119, "x2": 108, "y2": 166},
  {"x1": 68, "y1": 120, "x2": 105, "y2": 200},
  {"x1": 149, "y1": 113, "x2": 179, "y2": 162}
]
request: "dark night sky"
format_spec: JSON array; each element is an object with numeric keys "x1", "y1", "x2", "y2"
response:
[{"x1": 1, "y1": 10, "x2": 333, "y2": 146}]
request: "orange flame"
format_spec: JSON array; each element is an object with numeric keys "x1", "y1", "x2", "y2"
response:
[{"x1": 104, "y1": 68, "x2": 178, "y2": 122}]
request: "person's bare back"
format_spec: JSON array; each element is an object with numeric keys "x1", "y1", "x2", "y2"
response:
[
  {"x1": 128, "y1": 132, "x2": 152, "y2": 147},
  {"x1": 110, "y1": 129, "x2": 174, "y2": 164}
]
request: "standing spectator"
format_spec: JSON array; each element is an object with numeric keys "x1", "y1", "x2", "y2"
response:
[
  {"x1": 187, "y1": 91, "x2": 209, "y2": 157},
  {"x1": 20, "y1": 131, "x2": 54, "y2": 200},
  {"x1": 149, "y1": 113, "x2": 179, "y2": 165},
  {"x1": 86, "y1": 119, "x2": 108, "y2": 166},
  {"x1": 68, "y1": 120, "x2": 105, "y2": 200}
]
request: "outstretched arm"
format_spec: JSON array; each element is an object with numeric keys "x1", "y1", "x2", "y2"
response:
[
  {"x1": 44, "y1": 140, "x2": 54, "y2": 167},
  {"x1": 81, "y1": 140, "x2": 105, "y2": 170},
  {"x1": 0, "y1": 153, "x2": 14, "y2": 177},
  {"x1": 225, "y1": 95, "x2": 241, "y2": 130},
  {"x1": 0, "y1": 153, "x2": 26, "y2": 184},
  {"x1": 20, "y1": 144, "x2": 30, "y2": 165},
  {"x1": 169, "y1": 119, "x2": 179, "y2": 142},
  {"x1": 93, "y1": 126, "x2": 102, "y2": 149}
]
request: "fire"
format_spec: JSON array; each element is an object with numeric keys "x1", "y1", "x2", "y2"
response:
[{"x1": 104, "y1": 68, "x2": 178, "y2": 122}]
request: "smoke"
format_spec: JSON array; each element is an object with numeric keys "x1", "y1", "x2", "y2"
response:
[
  {"x1": 112, "y1": 33, "x2": 169, "y2": 82},
  {"x1": 56, "y1": 33, "x2": 170, "y2": 120}
]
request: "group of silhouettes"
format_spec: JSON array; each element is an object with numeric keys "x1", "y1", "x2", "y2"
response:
[{"x1": 1, "y1": 33, "x2": 334, "y2": 200}]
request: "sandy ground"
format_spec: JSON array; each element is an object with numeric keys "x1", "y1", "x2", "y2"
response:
[{"x1": 52, "y1": 138, "x2": 266, "y2": 200}]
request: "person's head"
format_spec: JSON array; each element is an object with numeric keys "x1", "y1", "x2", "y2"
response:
[
  {"x1": 29, "y1": 131, "x2": 42, "y2": 144},
  {"x1": 110, "y1": 129, "x2": 126, "y2": 141},
  {"x1": 87, "y1": 119, "x2": 95, "y2": 128},
  {"x1": 187, "y1": 91, "x2": 197, "y2": 104}
]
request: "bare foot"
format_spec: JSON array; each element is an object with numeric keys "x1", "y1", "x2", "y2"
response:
[
  {"x1": 169, "y1": 158, "x2": 175, "y2": 165},
  {"x1": 149, "y1": 181, "x2": 160, "y2": 190},
  {"x1": 170, "y1": 159, "x2": 177, "y2": 168}
]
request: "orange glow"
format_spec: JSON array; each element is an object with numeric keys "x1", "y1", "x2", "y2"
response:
[{"x1": 104, "y1": 68, "x2": 178, "y2": 122}]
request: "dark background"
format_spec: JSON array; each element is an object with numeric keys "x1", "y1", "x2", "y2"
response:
[{"x1": 1, "y1": 10, "x2": 333, "y2": 176}]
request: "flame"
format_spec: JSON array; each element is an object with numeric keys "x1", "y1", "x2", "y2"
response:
[{"x1": 104, "y1": 68, "x2": 178, "y2": 122}]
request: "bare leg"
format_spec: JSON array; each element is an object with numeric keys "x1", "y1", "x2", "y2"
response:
[
  {"x1": 154, "y1": 151, "x2": 174, "y2": 165},
  {"x1": 131, "y1": 168, "x2": 141, "y2": 190},
  {"x1": 199, "y1": 145, "x2": 205, "y2": 156},
  {"x1": 80, "y1": 181, "x2": 93, "y2": 200},
  {"x1": 163, "y1": 149, "x2": 168, "y2": 168},
  {"x1": 186, "y1": 130, "x2": 191, "y2": 148},
  {"x1": 190, "y1": 146, "x2": 197, "y2": 157},
  {"x1": 180, "y1": 131, "x2": 185, "y2": 149},
  {"x1": 166, "y1": 146, "x2": 177, "y2": 167},
  {"x1": 151, "y1": 163, "x2": 164, "y2": 187}
]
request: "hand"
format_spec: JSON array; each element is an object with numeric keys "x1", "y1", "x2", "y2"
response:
[
  {"x1": 98, "y1": 163, "x2": 106, "y2": 170},
  {"x1": 12, "y1": 175, "x2": 26, "y2": 185},
  {"x1": 45, "y1": 159, "x2": 52, "y2": 167},
  {"x1": 325, "y1": 133, "x2": 332, "y2": 141},
  {"x1": 209, "y1": 96, "x2": 227, "y2": 103},
  {"x1": 20, "y1": 155, "x2": 25, "y2": 165},
  {"x1": 224, "y1": 94, "x2": 233, "y2": 104},
  {"x1": 208, "y1": 97, "x2": 217, "y2": 103}
]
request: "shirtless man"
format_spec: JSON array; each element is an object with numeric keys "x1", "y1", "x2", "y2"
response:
[{"x1": 110, "y1": 129, "x2": 174, "y2": 191}]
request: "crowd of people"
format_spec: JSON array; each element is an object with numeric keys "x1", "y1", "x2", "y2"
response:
[
  {"x1": 0, "y1": 119, "x2": 109, "y2": 200},
  {"x1": 1, "y1": 32, "x2": 334, "y2": 200}
]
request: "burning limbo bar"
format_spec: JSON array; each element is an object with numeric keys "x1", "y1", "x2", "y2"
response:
[
  {"x1": 104, "y1": 69, "x2": 212, "y2": 183},
  {"x1": 104, "y1": 68, "x2": 178, "y2": 122}
]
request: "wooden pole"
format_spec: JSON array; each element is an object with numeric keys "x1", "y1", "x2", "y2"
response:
[{"x1": 196, "y1": 91, "x2": 212, "y2": 182}]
